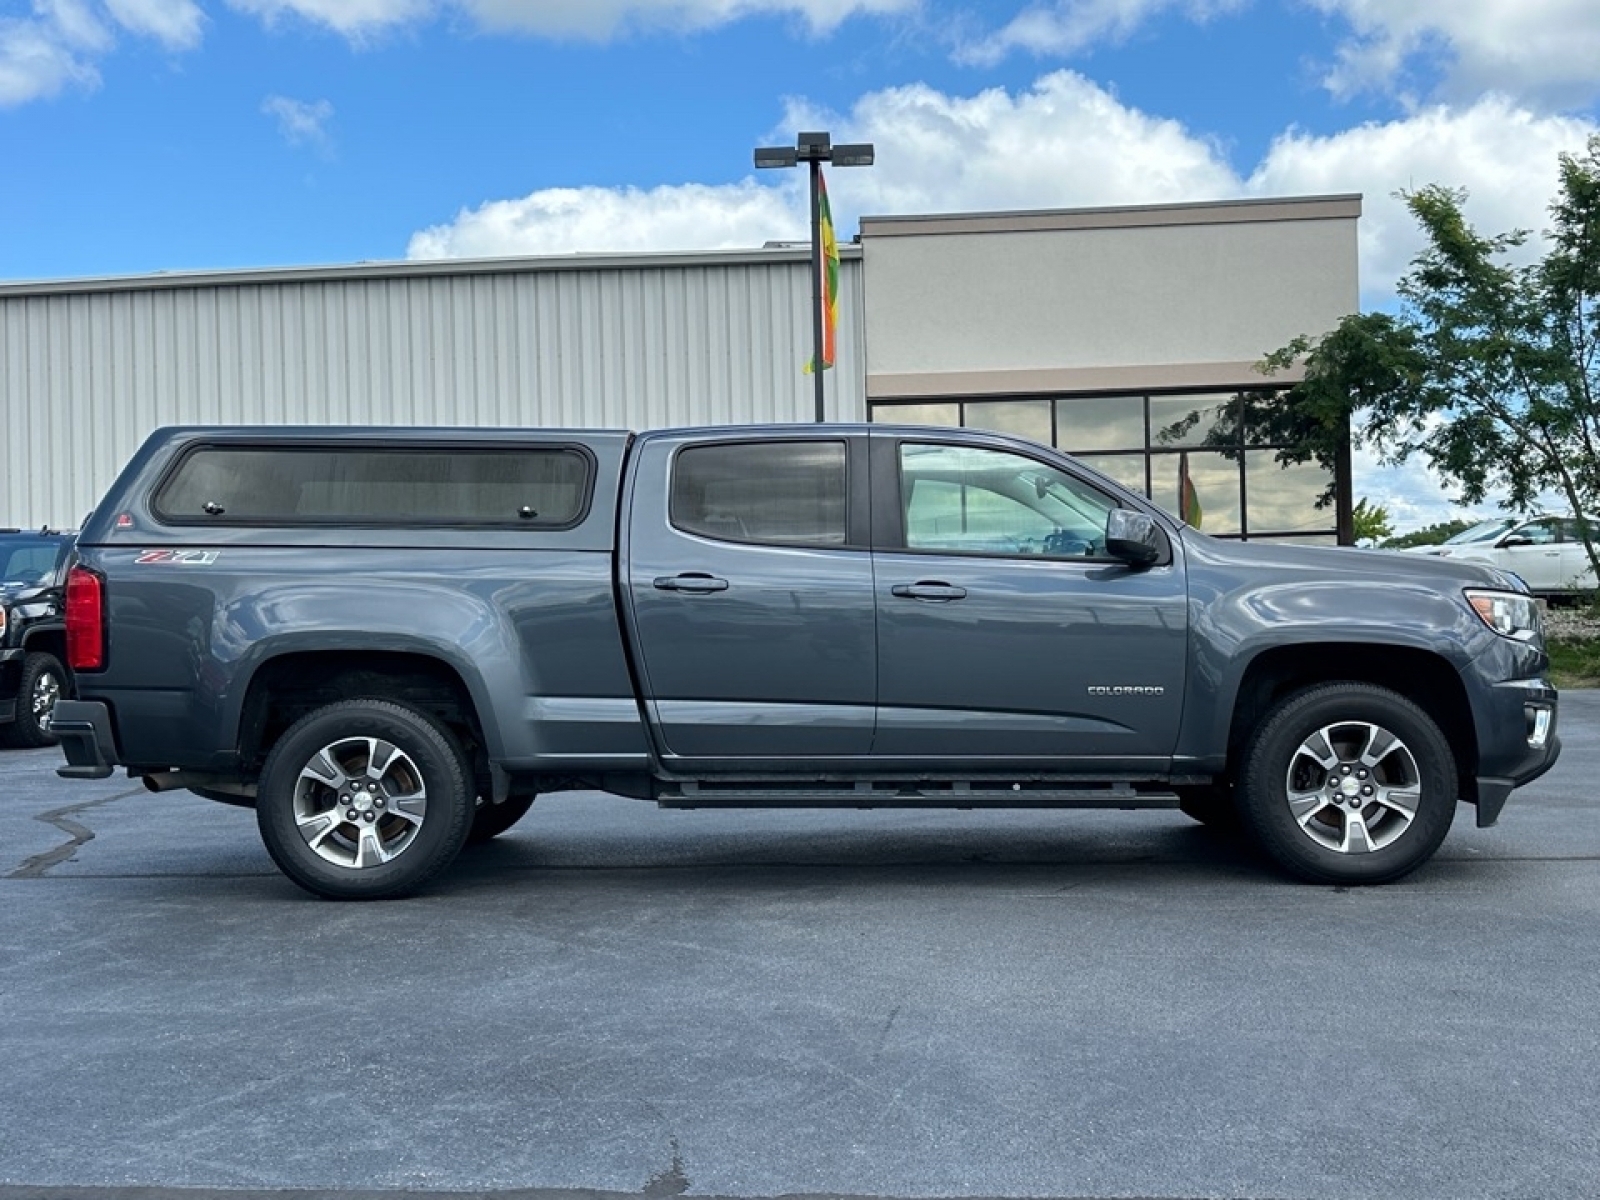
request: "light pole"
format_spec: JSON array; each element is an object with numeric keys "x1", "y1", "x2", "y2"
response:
[{"x1": 754, "y1": 131, "x2": 875, "y2": 423}]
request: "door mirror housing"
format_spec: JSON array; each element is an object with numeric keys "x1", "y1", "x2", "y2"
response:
[
  {"x1": 1106, "y1": 509, "x2": 1162, "y2": 566},
  {"x1": 1499, "y1": 535, "x2": 1532, "y2": 548}
]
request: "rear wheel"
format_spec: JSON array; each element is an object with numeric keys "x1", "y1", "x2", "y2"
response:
[
  {"x1": 256, "y1": 699, "x2": 473, "y2": 899},
  {"x1": 1238, "y1": 683, "x2": 1457, "y2": 885},
  {"x1": 1, "y1": 652, "x2": 67, "y2": 748}
]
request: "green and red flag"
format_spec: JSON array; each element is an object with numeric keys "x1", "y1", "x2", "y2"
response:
[
  {"x1": 1178, "y1": 451, "x2": 1203, "y2": 528},
  {"x1": 805, "y1": 168, "x2": 839, "y2": 374}
]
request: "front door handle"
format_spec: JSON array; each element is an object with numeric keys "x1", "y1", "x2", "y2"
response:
[
  {"x1": 891, "y1": 582, "x2": 968, "y2": 602},
  {"x1": 654, "y1": 573, "x2": 730, "y2": 594}
]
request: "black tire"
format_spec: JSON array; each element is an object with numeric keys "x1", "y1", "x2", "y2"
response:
[
  {"x1": 1175, "y1": 784, "x2": 1238, "y2": 829},
  {"x1": 1238, "y1": 683, "x2": 1457, "y2": 885},
  {"x1": 1, "y1": 651, "x2": 68, "y2": 748},
  {"x1": 466, "y1": 793, "x2": 536, "y2": 845},
  {"x1": 256, "y1": 699, "x2": 474, "y2": 899}
]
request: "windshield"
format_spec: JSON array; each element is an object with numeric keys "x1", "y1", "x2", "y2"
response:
[
  {"x1": 0, "y1": 540, "x2": 61, "y2": 586},
  {"x1": 1442, "y1": 518, "x2": 1518, "y2": 546}
]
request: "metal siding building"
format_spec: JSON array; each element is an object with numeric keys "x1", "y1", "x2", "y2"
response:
[
  {"x1": 2, "y1": 248, "x2": 866, "y2": 529},
  {"x1": 2, "y1": 195, "x2": 1360, "y2": 536}
]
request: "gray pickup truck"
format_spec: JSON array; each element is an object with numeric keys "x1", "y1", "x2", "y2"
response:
[{"x1": 53, "y1": 424, "x2": 1560, "y2": 898}]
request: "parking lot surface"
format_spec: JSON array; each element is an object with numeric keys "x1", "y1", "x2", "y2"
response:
[{"x1": 3, "y1": 695, "x2": 1598, "y2": 1200}]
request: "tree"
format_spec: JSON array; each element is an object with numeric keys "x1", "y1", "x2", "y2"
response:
[
  {"x1": 1351, "y1": 498, "x2": 1393, "y2": 546},
  {"x1": 1380, "y1": 518, "x2": 1476, "y2": 550},
  {"x1": 1260, "y1": 135, "x2": 1600, "y2": 584}
]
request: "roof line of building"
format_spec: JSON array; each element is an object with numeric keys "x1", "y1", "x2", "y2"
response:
[
  {"x1": 0, "y1": 244, "x2": 862, "y2": 298},
  {"x1": 859, "y1": 194, "x2": 1362, "y2": 238}
]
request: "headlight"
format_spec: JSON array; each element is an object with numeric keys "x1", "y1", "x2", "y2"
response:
[{"x1": 1465, "y1": 589, "x2": 1541, "y2": 641}]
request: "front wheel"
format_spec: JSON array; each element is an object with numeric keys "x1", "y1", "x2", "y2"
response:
[
  {"x1": 1238, "y1": 683, "x2": 1458, "y2": 885},
  {"x1": 1, "y1": 652, "x2": 68, "y2": 748},
  {"x1": 256, "y1": 699, "x2": 474, "y2": 899}
]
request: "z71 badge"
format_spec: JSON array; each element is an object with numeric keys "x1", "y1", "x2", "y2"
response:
[{"x1": 134, "y1": 549, "x2": 220, "y2": 565}]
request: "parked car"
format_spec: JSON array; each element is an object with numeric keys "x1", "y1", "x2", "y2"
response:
[
  {"x1": 1405, "y1": 516, "x2": 1597, "y2": 598},
  {"x1": 0, "y1": 527, "x2": 75, "y2": 747},
  {"x1": 52, "y1": 424, "x2": 1559, "y2": 899}
]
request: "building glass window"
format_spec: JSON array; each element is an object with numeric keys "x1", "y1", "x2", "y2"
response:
[
  {"x1": 1057, "y1": 395, "x2": 1144, "y2": 452},
  {"x1": 1155, "y1": 450, "x2": 1242, "y2": 535},
  {"x1": 963, "y1": 399, "x2": 1052, "y2": 446},
  {"x1": 1148, "y1": 393, "x2": 1239, "y2": 449},
  {"x1": 1243, "y1": 452, "x2": 1336, "y2": 536},
  {"x1": 1073, "y1": 453, "x2": 1148, "y2": 496},
  {"x1": 878, "y1": 402, "x2": 962, "y2": 428},
  {"x1": 871, "y1": 386, "x2": 1343, "y2": 543}
]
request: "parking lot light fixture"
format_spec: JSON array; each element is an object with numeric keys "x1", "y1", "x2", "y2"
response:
[{"x1": 753, "y1": 130, "x2": 875, "y2": 422}]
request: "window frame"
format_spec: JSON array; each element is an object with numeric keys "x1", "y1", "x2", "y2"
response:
[{"x1": 150, "y1": 439, "x2": 599, "y2": 531}]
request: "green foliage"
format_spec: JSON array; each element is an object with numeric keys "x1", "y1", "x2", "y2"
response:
[
  {"x1": 1351, "y1": 498, "x2": 1393, "y2": 545},
  {"x1": 1379, "y1": 518, "x2": 1476, "y2": 549},
  {"x1": 1546, "y1": 637, "x2": 1600, "y2": 689},
  {"x1": 1262, "y1": 134, "x2": 1600, "y2": 578}
]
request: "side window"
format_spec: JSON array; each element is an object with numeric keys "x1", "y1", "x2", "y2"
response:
[
  {"x1": 153, "y1": 446, "x2": 592, "y2": 527},
  {"x1": 899, "y1": 443, "x2": 1115, "y2": 558},
  {"x1": 1514, "y1": 520, "x2": 1560, "y2": 546},
  {"x1": 671, "y1": 441, "x2": 848, "y2": 547}
]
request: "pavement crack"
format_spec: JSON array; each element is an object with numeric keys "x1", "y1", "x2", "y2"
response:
[
  {"x1": 8, "y1": 786, "x2": 142, "y2": 879},
  {"x1": 642, "y1": 1135, "x2": 690, "y2": 1198}
]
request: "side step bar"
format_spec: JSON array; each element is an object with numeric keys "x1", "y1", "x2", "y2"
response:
[{"x1": 656, "y1": 780, "x2": 1180, "y2": 810}]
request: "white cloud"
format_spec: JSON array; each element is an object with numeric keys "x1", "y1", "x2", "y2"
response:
[
  {"x1": 0, "y1": 15, "x2": 101, "y2": 106},
  {"x1": 226, "y1": 0, "x2": 432, "y2": 38},
  {"x1": 465, "y1": 0, "x2": 914, "y2": 38},
  {"x1": 407, "y1": 180, "x2": 805, "y2": 258},
  {"x1": 955, "y1": 0, "x2": 1243, "y2": 67},
  {"x1": 262, "y1": 94, "x2": 335, "y2": 151},
  {"x1": 0, "y1": 0, "x2": 203, "y2": 107},
  {"x1": 104, "y1": 0, "x2": 205, "y2": 47},
  {"x1": 953, "y1": 0, "x2": 1600, "y2": 107},
  {"x1": 225, "y1": 0, "x2": 910, "y2": 39},
  {"x1": 408, "y1": 73, "x2": 1597, "y2": 306},
  {"x1": 1311, "y1": 0, "x2": 1600, "y2": 107},
  {"x1": 407, "y1": 72, "x2": 1244, "y2": 257},
  {"x1": 1249, "y1": 96, "x2": 1598, "y2": 296}
]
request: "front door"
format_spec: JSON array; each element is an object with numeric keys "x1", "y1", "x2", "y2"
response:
[{"x1": 869, "y1": 433, "x2": 1187, "y2": 769}]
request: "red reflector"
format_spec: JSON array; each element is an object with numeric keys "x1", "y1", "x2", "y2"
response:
[{"x1": 66, "y1": 566, "x2": 105, "y2": 671}]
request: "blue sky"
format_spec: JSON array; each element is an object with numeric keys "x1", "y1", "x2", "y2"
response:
[{"x1": 3, "y1": 0, "x2": 1599, "y2": 528}]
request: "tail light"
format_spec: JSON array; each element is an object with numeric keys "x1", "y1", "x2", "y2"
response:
[{"x1": 66, "y1": 566, "x2": 106, "y2": 671}]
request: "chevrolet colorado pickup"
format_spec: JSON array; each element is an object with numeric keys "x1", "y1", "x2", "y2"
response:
[{"x1": 53, "y1": 424, "x2": 1560, "y2": 898}]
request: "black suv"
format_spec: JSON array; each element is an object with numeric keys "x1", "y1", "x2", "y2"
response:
[{"x1": 1, "y1": 528, "x2": 74, "y2": 747}]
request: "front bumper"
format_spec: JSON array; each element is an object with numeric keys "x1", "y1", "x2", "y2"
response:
[
  {"x1": 52, "y1": 699, "x2": 120, "y2": 780},
  {"x1": 1470, "y1": 678, "x2": 1560, "y2": 827}
]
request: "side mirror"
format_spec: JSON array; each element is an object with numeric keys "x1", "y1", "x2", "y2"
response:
[
  {"x1": 1106, "y1": 509, "x2": 1162, "y2": 566},
  {"x1": 1499, "y1": 535, "x2": 1532, "y2": 548}
]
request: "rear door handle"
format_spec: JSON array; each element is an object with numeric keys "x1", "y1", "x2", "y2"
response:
[
  {"x1": 891, "y1": 582, "x2": 968, "y2": 602},
  {"x1": 653, "y1": 573, "x2": 729, "y2": 594}
]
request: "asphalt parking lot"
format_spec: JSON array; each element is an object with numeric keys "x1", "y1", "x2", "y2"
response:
[{"x1": 2, "y1": 695, "x2": 1598, "y2": 1200}]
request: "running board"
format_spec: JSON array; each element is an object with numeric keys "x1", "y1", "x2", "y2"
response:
[{"x1": 655, "y1": 780, "x2": 1180, "y2": 810}]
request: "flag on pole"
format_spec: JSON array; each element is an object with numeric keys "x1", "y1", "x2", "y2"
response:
[
  {"x1": 1178, "y1": 451, "x2": 1203, "y2": 528},
  {"x1": 804, "y1": 168, "x2": 839, "y2": 374}
]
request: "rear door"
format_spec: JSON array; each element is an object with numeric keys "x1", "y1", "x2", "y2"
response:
[
  {"x1": 868, "y1": 430, "x2": 1187, "y2": 769},
  {"x1": 621, "y1": 430, "x2": 876, "y2": 763}
]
